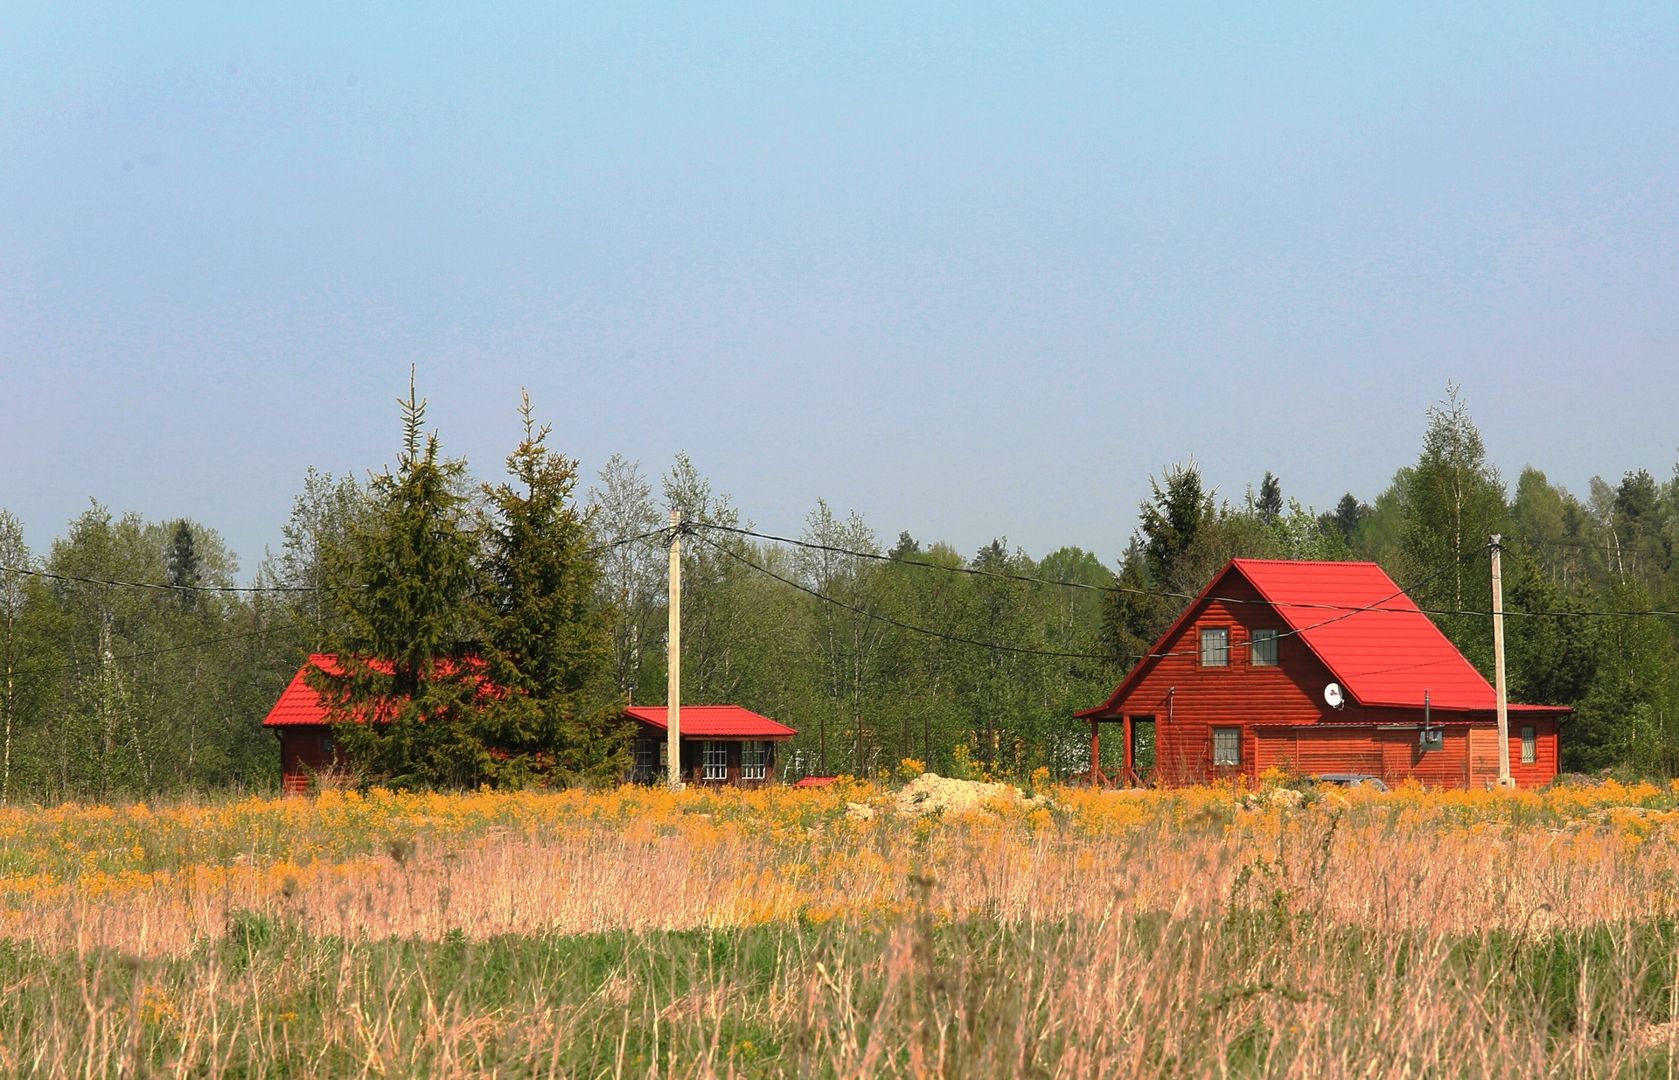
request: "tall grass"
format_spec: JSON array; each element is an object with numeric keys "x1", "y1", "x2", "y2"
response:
[{"x1": 3, "y1": 781, "x2": 1679, "y2": 1076}]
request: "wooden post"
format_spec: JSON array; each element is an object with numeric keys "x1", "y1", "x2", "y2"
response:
[
  {"x1": 1491, "y1": 534, "x2": 1513, "y2": 789},
  {"x1": 1124, "y1": 716, "x2": 1135, "y2": 784},
  {"x1": 1089, "y1": 720, "x2": 1101, "y2": 785},
  {"x1": 667, "y1": 510, "x2": 682, "y2": 788}
]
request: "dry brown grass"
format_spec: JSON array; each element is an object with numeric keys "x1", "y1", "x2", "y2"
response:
[{"x1": 2, "y1": 781, "x2": 1679, "y2": 1075}]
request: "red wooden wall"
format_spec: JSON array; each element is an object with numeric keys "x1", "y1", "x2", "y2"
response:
[
  {"x1": 278, "y1": 726, "x2": 336, "y2": 794},
  {"x1": 1100, "y1": 575, "x2": 1561, "y2": 789}
]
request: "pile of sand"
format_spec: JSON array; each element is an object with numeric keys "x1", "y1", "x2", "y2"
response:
[{"x1": 891, "y1": 772, "x2": 1040, "y2": 816}]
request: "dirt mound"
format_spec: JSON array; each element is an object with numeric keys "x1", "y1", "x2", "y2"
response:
[{"x1": 892, "y1": 773, "x2": 1039, "y2": 816}]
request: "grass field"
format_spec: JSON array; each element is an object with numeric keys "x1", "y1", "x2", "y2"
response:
[{"x1": 5, "y1": 776, "x2": 1679, "y2": 1076}]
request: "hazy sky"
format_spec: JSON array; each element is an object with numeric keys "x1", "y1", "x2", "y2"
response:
[{"x1": 4, "y1": 3, "x2": 1676, "y2": 576}]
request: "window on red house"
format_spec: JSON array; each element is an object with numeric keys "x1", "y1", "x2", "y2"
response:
[{"x1": 1200, "y1": 628, "x2": 1230, "y2": 667}]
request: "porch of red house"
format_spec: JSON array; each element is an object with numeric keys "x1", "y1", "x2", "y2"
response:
[{"x1": 1081, "y1": 717, "x2": 1149, "y2": 788}]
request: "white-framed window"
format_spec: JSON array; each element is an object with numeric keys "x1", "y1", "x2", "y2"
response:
[
  {"x1": 741, "y1": 741, "x2": 768, "y2": 781},
  {"x1": 1200, "y1": 627, "x2": 1230, "y2": 667},
  {"x1": 1250, "y1": 628, "x2": 1279, "y2": 667},
  {"x1": 634, "y1": 738, "x2": 657, "y2": 779},
  {"x1": 1212, "y1": 727, "x2": 1241, "y2": 767},
  {"x1": 1521, "y1": 726, "x2": 1536, "y2": 766},
  {"x1": 702, "y1": 741, "x2": 728, "y2": 781}
]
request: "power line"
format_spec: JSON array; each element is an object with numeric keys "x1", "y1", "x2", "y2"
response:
[
  {"x1": 690, "y1": 531, "x2": 1113, "y2": 661},
  {"x1": 693, "y1": 530, "x2": 1466, "y2": 669},
  {"x1": 0, "y1": 564, "x2": 355, "y2": 595},
  {"x1": 8, "y1": 620, "x2": 305, "y2": 680},
  {"x1": 586, "y1": 525, "x2": 676, "y2": 557},
  {"x1": 690, "y1": 521, "x2": 1478, "y2": 617},
  {"x1": 690, "y1": 521, "x2": 1143, "y2": 596},
  {"x1": 1132, "y1": 557, "x2": 1470, "y2": 667},
  {"x1": 0, "y1": 528, "x2": 673, "y2": 598},
  {"x1": 689, "y1": 522, "x2": 1679, "y2": 622}
]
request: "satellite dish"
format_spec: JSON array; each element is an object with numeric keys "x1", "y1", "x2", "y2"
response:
[{"x1": 1324, "y1": 683, "x2": 1345, "y2": 710}]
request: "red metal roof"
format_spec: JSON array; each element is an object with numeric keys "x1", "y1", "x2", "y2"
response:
[
  {"x1": 263, "y1": 654, "x2": 493, "y2": 727},
  {"x1": 264, "y1": 656, "x2": 800, "y2": 738},
  {"x1": 263, "y1": 654, "x2": 343, "y2": 727},
  {"x1": 1082, "y1": 560, "x2": 1570, "y2": 718},
  {"x1": 1231, "y1": 559, "x2": 1562, "y2": 712},
  {"x1": 623, "y1": 705, "x2": 797, "y2": 740}
]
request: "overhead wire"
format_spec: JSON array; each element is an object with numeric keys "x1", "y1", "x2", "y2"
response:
[
  {"x1": 686, "y1": 521, "x2": 1679, "y2": 622},
  {"x1": 0, "y1": 528, "x2": 678, "y2": 680},
  {"x1": 689, "y1": 531, "x2": 1113, "y2": 661},
  {"x1": 8, "y1": 621, "x2": 306, "y2": 680},
  {"x1": 691, "y1": 529, "x2": 1473, "y2": 668},
  {"x1": 0, "y1": 526, "x2": 676, "y2": 597}
]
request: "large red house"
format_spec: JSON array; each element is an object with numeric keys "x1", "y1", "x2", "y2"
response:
[
  {"x1": 1078, "y1": 559, "x2": 1570, "y2": 790},
  {"x1": 262, "y1": 655, "x2": 797, "y2": 793}
]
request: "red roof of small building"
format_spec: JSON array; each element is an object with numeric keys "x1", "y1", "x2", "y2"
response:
[
  {"x1": 264, "y1": 655, "x2": 348, "y2": 727},
  {"x1": 264, "y1": 655, "x2": 799, "y2": 738},
  {"x1": 623, "y1": 705, "x2": 796, "y2": 740},
  {"x1": 1082, "y1": 559, "x2": 1570, "y2": 718}
]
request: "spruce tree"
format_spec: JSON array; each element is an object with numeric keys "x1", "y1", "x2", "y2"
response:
[
  {"x1": 166, "y1": 521, "x2": 200, "y2": 610},
  {"x1": 1257, "y1": 471, "x2": 1283, "y2": 527},
  {"x1": 315, "y1": 378, "x2": 485, "y2": 788},
  {"x1": 479, "y1": 393, "x2": 621, "y2": 785}
]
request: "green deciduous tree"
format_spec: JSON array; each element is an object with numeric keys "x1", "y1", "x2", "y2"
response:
[
  {"x1": 0, "y1": 511, "x2": 29, "y2": 804},
  {"x1": 588, "y1": 454, "x2": 665, "y2": 701},
  {"x1": 1397, "y1": 384, "x2": 1507, "y2": 670}
]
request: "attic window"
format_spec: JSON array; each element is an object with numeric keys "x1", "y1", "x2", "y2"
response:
[
  {"x1": 1199, "y1": 628, "x2": 1230, "y2": 667},
  {"x1": 1250, "y1": 629, "x2": 1279, "y2": 667}
]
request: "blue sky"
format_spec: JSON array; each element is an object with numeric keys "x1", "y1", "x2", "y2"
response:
[{"x1": 3, "y1": 3, "x2": 1676, "y2": 574}]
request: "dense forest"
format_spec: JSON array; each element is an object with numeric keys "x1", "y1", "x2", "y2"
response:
[{"x1": 1, "y1": 383, "x2": 1675, "y2": 800}]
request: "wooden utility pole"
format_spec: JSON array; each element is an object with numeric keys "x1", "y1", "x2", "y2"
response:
[
  {"x1": 666, "y1": 510, "x2": 683, "y2": 788},
  {"x1": 1491, "y1": 534, "x2": 1514, "y2": 788}
]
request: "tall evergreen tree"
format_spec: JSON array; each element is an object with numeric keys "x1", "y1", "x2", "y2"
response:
[
  {"x1": 1139, "y1": 462, "x2": 1213, "y2": 590},
  {"x1": 1101, "y1": 463, "x2": 1213, "y2": 664},
  {"x1": 1328, "y1": 493, "x2": 1367, "y2": 544},
  {"x1": 1257, "y1": 472, "x2": 1283, "y2": 527},
  {"x1": 480, "y1": 393, "x2": 622, "y2": 785},
  {"x1": 165, "y1": 521, "x2": 200, "y2": 610},
  {"x1": 317, "y1": 378, "x2": 485, "y2": 788}
]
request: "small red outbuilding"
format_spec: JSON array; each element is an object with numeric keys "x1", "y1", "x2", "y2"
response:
[
  {"x1": 1078, "y1": 559, "x2": 1570, "y2": 790},
  {"x1": 261, "y1": 654, "x2": 797, "y2": 793}
]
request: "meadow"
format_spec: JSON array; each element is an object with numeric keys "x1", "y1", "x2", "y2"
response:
[{"x1": 5, "y1": 775, "x2": 1679, "y2": 1077}]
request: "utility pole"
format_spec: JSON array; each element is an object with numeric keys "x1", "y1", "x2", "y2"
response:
[
  {"x1": 666, "y1": 510, "x2": 683, "y2": 788},
  {"x1": 1491, "y1": 534, "x2": 1514, "y2": 788}
]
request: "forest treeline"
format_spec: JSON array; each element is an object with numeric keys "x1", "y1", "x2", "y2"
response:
[{"x1": 1, "y1": 383, "x2": 1676, "y2": 800}]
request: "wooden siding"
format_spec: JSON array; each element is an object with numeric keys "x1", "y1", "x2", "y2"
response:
[
  {"x1": 278, "y1": 726, "x2": 336, "y2": 795},
  {"x1": 1114, "y1": 574, "x2": 1341, "y2": 785},
  {"x1": 630, "y1": 726, "x2": 782, "y2": 788},
  {"x1": 1509, "y1": 718, "x2": 1560, "y2": 788},
  {"x1": 1098, "y1": 574, "x2": 1562, "y2": 789}
]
